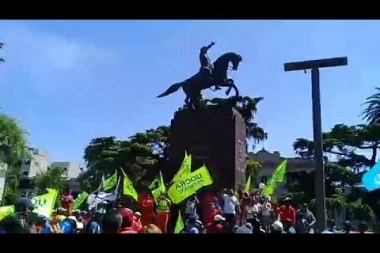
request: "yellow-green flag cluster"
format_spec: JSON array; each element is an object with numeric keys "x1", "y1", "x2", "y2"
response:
[
  {"x1": 168, "y1": 164, "x2": 213, "y2": 204},
  {"x1": 262, "y1": 160, "x2": 287, "y2": 196},
  {"x1": 103, "y1": 170, "x2": 118, "y2": 191},
  {"x1": 73, "y1": 191, "x2": 89, "y2": 210}
]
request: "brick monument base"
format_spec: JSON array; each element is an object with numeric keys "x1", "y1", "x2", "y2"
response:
[{"x1": 167, "y1": 105, "x2": 247, "y2": 191}]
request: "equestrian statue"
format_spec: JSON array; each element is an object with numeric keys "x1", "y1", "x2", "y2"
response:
[{"x1": 157, "y1": 42, "x2": 243, "y2": 109}]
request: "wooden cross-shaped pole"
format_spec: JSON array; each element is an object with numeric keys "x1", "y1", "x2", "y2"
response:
[{"x1": 284, "y1": 57, "x2": 348, "y2": 233}]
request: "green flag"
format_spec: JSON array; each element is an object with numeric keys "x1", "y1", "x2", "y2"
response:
[
  {"x1": 121, "y1": 169, "x2": 138, "y2": 201},
  {"x1": 73, "y1": 191, "x2": 89, "y2": 210},
  {"x1": 150, "y1": 172, "x2": 166, "y2": 203},
  {"x1": 168, "y1": 165, "x2": 213, "y2": 204},
  {"x1": 262, "y1": 160, "x2": 287, "y2": 196},
  {"x1": 103, "y1": 170, "x2": 118, "y2": 191},
  {"x1": 174, "y1": 210, "x2": 184, "y2": 234},
  {"x1": 172, "y1": 151, "x2": 191, "y2": 183},
  {"x1": 245, "y1": 174, "x2": 252, "y2": 193}
]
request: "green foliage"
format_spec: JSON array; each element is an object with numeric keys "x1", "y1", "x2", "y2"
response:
[
  {"x1": 0, "y1": 114, "x2": 30, "y2": 205},
  {"x1": 347, "y1": 199, "x2": 374, "y2": 222},
  {"x1": 80, "y1": 126, "x2": 170, "y2": 192},
  {"x1": 246, "y1": 159, "x2": 262, "y2": 184},
  {"x1": 33, "y1": 167, "x2": 67, "y2": 194}
]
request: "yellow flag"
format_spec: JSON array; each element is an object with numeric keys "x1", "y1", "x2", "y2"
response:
[
  {"x1": 168, "y1": 165, "x2": 213, "y2": 204},
  {"x1": 121, "y1": 169, "x2": 138, "y2": 201},
  {"x1": 103, "y1": 170, "x2": 118, "y2": 191},
  {"x1": 262, "y1": 160, "x2": 287, "y2": 196},
  {"x1": 172, "y1": 151, "x2": 191, "y2": 183},
  {"x1": 174, "y1": 210, "x2": 184, "y2": 234},
  {"x1": 73, "y1": 191, "x2": 89, "y2": 210},
  {"x1": 0, "y1": 205, "x2": 14, "y2": 221},
  {"x1": 31, "y1": 188, "x2": 58, "y2": 218},
  {"x1": 151, "y1": 172, "x2": 166, "y2": 204},
  {"x1": 245, "y1": 175, "x2": 251, "y2": 193}
]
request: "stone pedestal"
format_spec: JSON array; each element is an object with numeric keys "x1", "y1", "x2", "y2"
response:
[{"x1": 167, "y1": 105, "x2": 247, "y2": 191}]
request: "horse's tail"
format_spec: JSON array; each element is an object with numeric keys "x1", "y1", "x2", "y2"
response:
[{"x1": 157, "y1": 82, "x2": 184, "y2": 98}]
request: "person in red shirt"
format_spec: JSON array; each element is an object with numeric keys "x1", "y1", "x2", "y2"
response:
[
  {"x1": 204, "y1": 202, "x2": 222, "y2": 226},
  {"x1": 60, "y1": 187, "x2": 74, "y2": 216},
  {"x1": 275, "y1": 197, "x2": 296, "y2": 227},
  {"x1": 207, "y1": 214, "x2": 226, "y2": 233},
  {"x1": 118, "y1": 208, "x2": 138, "y2": 234},
  {"x1": 138, "y1": 192, "x2": 154, "y2": 226}
]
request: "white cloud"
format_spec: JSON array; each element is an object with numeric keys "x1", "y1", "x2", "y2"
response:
[{"x1": 0, "y1": 23, "x2": 118, "y2": 91}]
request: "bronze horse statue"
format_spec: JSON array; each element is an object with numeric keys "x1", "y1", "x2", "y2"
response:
[{"x1": 157, "y1": 52, "x2": 243, "y2": 109}]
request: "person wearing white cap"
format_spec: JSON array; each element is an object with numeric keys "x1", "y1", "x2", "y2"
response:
[
  {"x1": 271, "y1": 220, "x2": 284, "y2": 234},
  {"x1": 207, "y1": 214, "x2": 225, "y2": 233}
]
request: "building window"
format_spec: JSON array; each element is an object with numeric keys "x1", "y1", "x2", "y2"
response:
[
  {"x1": 22, "y1": 171, "x2": 28, "y2": 176},
  {"x1": 261, "y1": 176, "x2": 268, "y2": 183},
  {"x1": 63, "y1": 168, "x2": 67, "y2": 171}
]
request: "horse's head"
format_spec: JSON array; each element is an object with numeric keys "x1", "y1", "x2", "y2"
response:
[
  {"x1": 231, "y1": 53, "x2": 242, "y2": 71},
  {"x1": 213, "y1": 52, "x2": 243, "y2": 73}
]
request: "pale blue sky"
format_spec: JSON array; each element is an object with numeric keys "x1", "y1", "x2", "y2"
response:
[{"x1": 0, "y1": 20, "x2": 377, "y2": 163}]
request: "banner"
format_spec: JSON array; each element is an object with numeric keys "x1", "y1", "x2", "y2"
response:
[
  {"x1": 121, "y1": 169, "x2": 138, "y2": 201},
  {"x1": 103, "y1": 170, "x2": 118, "y2": 191},
  {"x1": 168, "y1": 165, "x2": 213, "y2": 204},
  {"x1": 362, "y1": 161, "x2": 380, "y2": 191},
  {"x1": 31, "y1": 188, "x2": 58, "y2": 218},
  {"x1": 245, "y1": 174, "x2": 252, "y2": 193},
  {"x1": 0, "y1": 205, "x2": 14, "y2": 221},
  {"x1": 262, "y1": 160, "x2": 287, "y2": 196},
  {"x1": 172, "y1": 152, "x2": 192, "y2": 183},
  {"x1": 174, "y1": 210, "x2": 184, "y2": 234},
  {"x1": 73, "y1": 191, "x2": 89, "y2": 210}
]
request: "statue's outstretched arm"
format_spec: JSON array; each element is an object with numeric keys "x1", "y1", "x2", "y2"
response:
[{"x1": 204, "y1": 41, "x2": 216, "y2": 52}]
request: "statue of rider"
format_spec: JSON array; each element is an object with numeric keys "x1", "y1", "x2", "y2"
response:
[{"x1": 199, "y1": 41, "x2": 220, "y2": 90}]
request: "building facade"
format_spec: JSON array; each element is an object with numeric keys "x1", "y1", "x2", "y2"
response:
[
  {"x1": 249, "y1": 149, "x2": 314, "y2": 197},
  {"x1": 21, "y1": 148, "x2": 50, "y2": 179},
  {"x1": 50, "y1": 162, "x2": 82, "y2": 179}
]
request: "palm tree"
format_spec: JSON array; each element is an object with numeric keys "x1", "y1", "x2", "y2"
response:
[{"x1": 361, "y1": 87, "x2": 380, "y2": 124}]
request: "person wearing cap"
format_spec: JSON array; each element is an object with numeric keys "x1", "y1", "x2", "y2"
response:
[
  {"x1": 275, "y1": 197, "x2": 296, "y2": 227},
  {"x1": 0, "y1": 197, "x2": 35, "y2": 233},
  {"x1": 132, "y1": 212, "x2": 143, "y2": 232},
  {"x1": 207, "y1": 214, "x2": 225, "y2": 233},
  {"x1": 203, "y1": 202, "x2": 222, "y2": 227},
  {"x1": 35, "y1": 215, "x2": 53, "y2": 234},
  {"x1": 155, "y1": 193, "x2": 171, "y2": 233},
  {"x1": 271, "y1": 220, "x2": 284, "y2": 234},
  {"x1": 234, "y1": 223, "x2": 253, "y2": 234},
  {"x1": 118, "y1": 208, "x2": 138, "y2": 234},
  {"x1": 183, "y1": 215, "x2": 202, "y2": 234}
]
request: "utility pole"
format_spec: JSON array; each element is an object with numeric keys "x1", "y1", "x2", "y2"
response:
[{"x1": 284, "y1": 57, "x2": 348, "y2": 233}]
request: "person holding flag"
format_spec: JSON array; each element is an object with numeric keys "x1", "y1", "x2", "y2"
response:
[{"x1": 155, "y1": 192, "x2": 171, "y2": 233}]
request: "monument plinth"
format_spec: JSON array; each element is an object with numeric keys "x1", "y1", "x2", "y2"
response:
[{"x1": 168, "y1": 105, "x2": 247, "y2": 190}]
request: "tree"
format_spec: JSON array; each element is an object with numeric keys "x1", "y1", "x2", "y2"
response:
[
  {"x1": 246, "y1": 158, "x2": 262, "y2": 185},
  {"x1": 0, "y1": 114, "x2": 30, "y2": 205},
  {"x1": 33, "y1": 167, "x2": 67, "y2": 194},
  {"x1": 361, "y1": 87, "x2": 380, "y2": 124},
  {"x1": 79, "y1": 126, "x2": 170, "y2": 192}
]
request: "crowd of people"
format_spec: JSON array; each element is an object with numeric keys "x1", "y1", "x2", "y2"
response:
[{"x1": 0, "y1": 186, "x2": 372, "y2": 234}]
